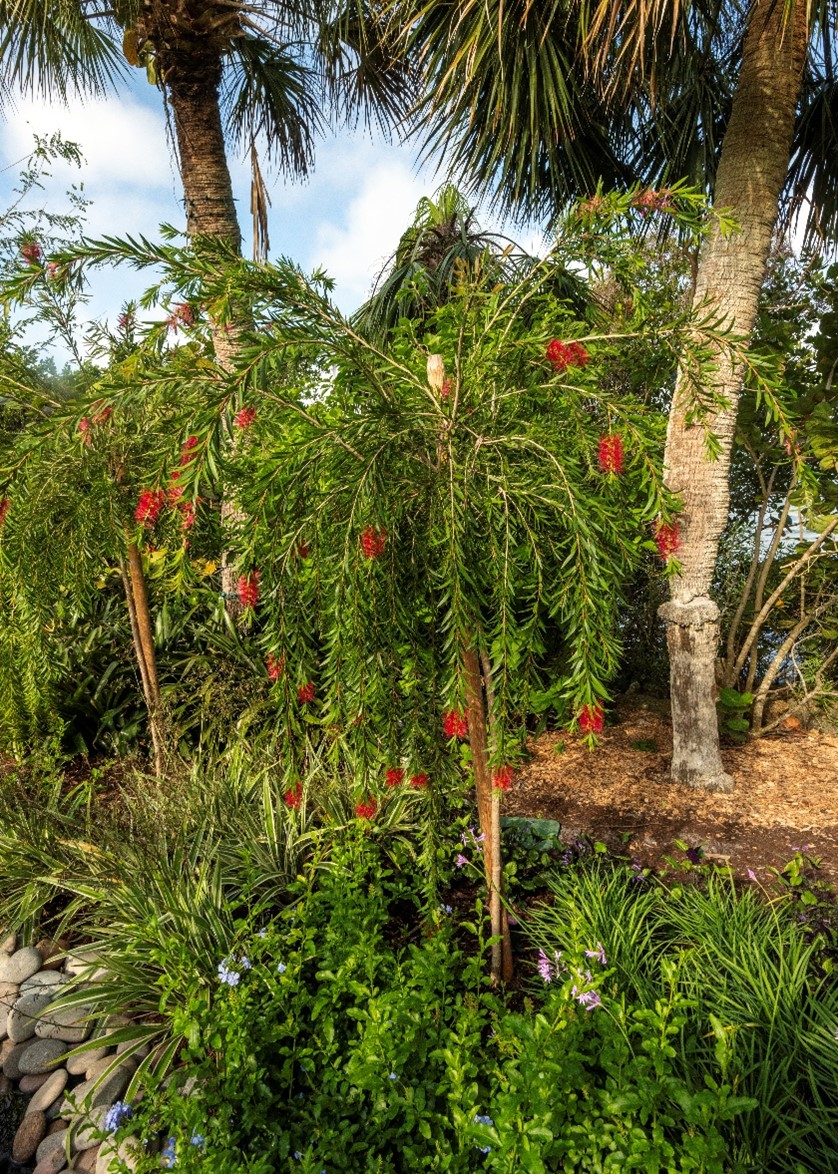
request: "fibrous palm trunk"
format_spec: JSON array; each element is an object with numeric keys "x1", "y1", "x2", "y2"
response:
[{"x1": 660, "y1": 0, "x2": 810, "y2": 791}]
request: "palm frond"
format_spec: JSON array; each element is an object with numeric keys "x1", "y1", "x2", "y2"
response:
[
  {"x1": 784, "y1": 58, "x2": 838, "y2": 248},
  {"x1": 0, "y1": 0, "x2": 126, "y2": 107},
  {"x1": 221, "y1": 33, "x2": 320, "y2": 177}
]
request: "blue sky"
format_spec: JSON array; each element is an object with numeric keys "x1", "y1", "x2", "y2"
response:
[{"x1": 0, "y1": 66, "x2": 543, "y2": 343}]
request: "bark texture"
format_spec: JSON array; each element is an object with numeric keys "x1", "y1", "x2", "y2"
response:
[
  {"x1": 661, "y1": 0, "x2": 810, "y2": 791},
  {"x1": 121, "y1": 547, "x2": 165, "y2": 776}
]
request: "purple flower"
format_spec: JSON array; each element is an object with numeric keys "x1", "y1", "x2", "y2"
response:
[
  {"x1": 584, "y1": 942, "x2": 607, "y2": 966},
  {"x1": 575, "y1": 989, "x2": 602, "y2": 1011},
  {"x1": 217, "y1": 958, "x2": 241, "y2": 986},
  {"x1": 747, "y1": 869, "x2": 757, "y2": 882},
  {"x1": 439, "y1": 903, "x2": 453, "y2": 914},
  {"x1": 685, "y1": 846, "x2": 703, "y2": 866},
  {"x1": 162, "y1": 1137, "x2": 176, "y2": 1168},
  {"x1": 104, "y1": 1101, "x2": 133, "y2": 1133},
  {"x1": 537, "y1": 949, "x2": 553, "y2": 983},
  {"x1": 455, "y1": 854, "x2": 469, "y2": 869},
  {"x1": 277, "y1": 962, "x2": 287, "y2": 974}
]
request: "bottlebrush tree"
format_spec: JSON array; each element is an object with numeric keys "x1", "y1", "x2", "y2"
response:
[{"x1": 16, "y1": 189, "x2": 746, "y2": 980}]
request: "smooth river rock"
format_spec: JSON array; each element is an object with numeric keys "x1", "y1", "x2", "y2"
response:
[
  {"x1": 12, "y1": 1107, "x2": 46, "y2": 1163},
  {"x1": 2, "y1": 1039, "x2": 32, "y2": 1079},
  {"x1": 73, "y1": 1105, "x2": 107, "y2": 1152},
  {"x1": 66, "y1": 1046, "x2": 109, "y2": 1077},
  {"x1": 8, "y1": 986, "x2": 57, "y2": 1043},
  {"x1": 22, "y1": 971, "x2": 65, "y2": 992},
  {"x1": 35, "y1": 1126, "x2": 69, "y2": 1167},
  {"x1": 0, "y1": 931, "x2": 15, "y2": 954},
  {"x1": 26, "y1": 1067, "x2": 69, "y2": 1114},
  {"x1": 19, "y1": 1072, "x2": 51, "y2": 1093},
  {"x1": 18, "y1": 1038, "x2": 69, "y2": 1075},
  {"x1": 0, "y1": 947, "x2": 42, "y2": 985},
  {"x1": 62, "y1": 1063, "x2": 131, "y2": 1114},
  {"x1": 36, "y1": 1003, "x2": 92, "y2": 1044}
]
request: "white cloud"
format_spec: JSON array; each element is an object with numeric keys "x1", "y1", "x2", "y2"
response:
[
  {"x1": 310, "y1": 157, "x2": 429, "y2": 309},
  {"x1": 3, "y1": 94, "x2": 173, "y2": 189}
]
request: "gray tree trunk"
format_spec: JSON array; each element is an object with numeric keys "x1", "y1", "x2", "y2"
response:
[{"x1": 660, "y1": 0, "x2": 810, "y2": 791}]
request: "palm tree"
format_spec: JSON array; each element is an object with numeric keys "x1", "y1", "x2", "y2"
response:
[
  {"x1": 409, "y1": 0, "x2": 831, "y2": 790},
  {"x1": 0, "y1": 0, "x2": 412, "y2": 605}
]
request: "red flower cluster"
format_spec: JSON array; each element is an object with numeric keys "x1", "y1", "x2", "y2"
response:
[
  {"x1": 166, "y1": 303, "x2": 196, "y2": 332},
  {"x1": 297, "y1": 681, "x2": 315, "y2": 704},
  {"x1": 92, "y1": 405, "x2": 112, "y2": 426},
  {"x1": 78, "y1": 405, "x2": 113, "y2": 447},
  {"x1": 118, "y1": 311, "x2": 133, "y2": 332},
  {"x1": 20, "y1": 242, "x2": 41, "y2": 266},
  {"x1": 297, "y1": 540, "x2": 310, "y2": 559},
  {"x1": 266, "y1": 653, "x2": 284, "y2": 681},
  {"x1": 410, "y1": 773, "x2": 428, "y2": 789},
  {"x1": 234, "y1": 406, "x2": 257, "y2": 429},
  {"x1": 284, "y1": 783, "x2": 303, "y2": 809},
  {"x1": 355, "y1": 798, "x2": 377, "y2": 819},
  {"x1": 492, "y1": 765, "x2": 514, "y2": 792},
  {"x1": 78, "y1": 418, "x2": 91, "y2": 446},
  {"x1": 632, "y1": 188, "x2": 673, "y2": 216},
  {"x1": 180, "y1": 436, "x2": 200, "y2": 462},
  {"x1": 579, "y1": 704, "x2": 604, "y2": 735},
  {"x1": 0, "y1": 498, "x2": 9, "y2": 528},
  {"x1": 598, "y1": 433, "x2": 624, "y2": 475},
  {"x1": 46, "y1": 262, "x2": 62, "y2": 279},
  {"x1": 546, "y1": 339, "x2": 590, "y2": 372},
  {"x1": 385, "y1": 768, "x2": 404, "y2": 787},
  {"x1": 442, "y1": 709, "x2": 469, "y2": 739},
  {"x1": 134, "y1": 489, "x2": 165, "y2": 528},
  {"x1": 440, "y1": 378, "x2": 452, "y2": 400},
  {"x1": 361, "y1": 525, "x2": 387, "y2": 559},
  {"x1": 179, "y1": 501, "x2": 197, "y2": 531},
  {"x1": 654, "y1": 520, "x2": 681, "y2": 560},
  {"x1": 238, "y1": 571, "x2": 260, "y2": 609}
]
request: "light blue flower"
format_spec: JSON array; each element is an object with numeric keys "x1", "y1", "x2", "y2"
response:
[
  {"x1": 277, "y1": 962, "x2": 287, "y2": 974},
  {"x1": 217, "y1": 959, "x2": 241, "y2": 986},
  {"x1": 293, "y1": 1152, "x2": 303, "y2": 1160},
  {"x1": 257, "y1": 928, "x2": 268, "y2": 939},
  {"x1": 190, "y1": 1132, "x2": 205, "y2": 1148},
  {"x1": 103, "y1": 1101, "x2": 133, "y2": 1133},
  {"x1": 439, "y1": 903, "x2": 453, "y2": 914},
  {"x1": 474, "y1": 1114, "x2": 494, "y2": 1126},
  {"x1": 388, "y1": 1072, "x2": 397, "y2": 1080},
  {"x1": 162, "y1": 1136, "x2": 177, "y2": 1167}
]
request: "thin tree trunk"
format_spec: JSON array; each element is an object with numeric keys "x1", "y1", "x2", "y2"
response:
[
  {"x1": 120, "y1": 550, "x2": 165, "y2": 776},
  {"x1": 660, "y1": 0, "x2": 810, "y2": 791},
  {"x1": 463, "y1": 645, "x2": 512, "y2": 984},
  {"x1": 481, "y1": 650, "x2": 514, "y2": 984}
]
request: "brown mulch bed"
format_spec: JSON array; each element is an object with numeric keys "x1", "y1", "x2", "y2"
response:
[{"x1": 507, "y1": 695, "x2": 838, "y2": 884}]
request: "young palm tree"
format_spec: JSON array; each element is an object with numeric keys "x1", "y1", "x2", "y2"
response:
[{"x1": 409, "y1": 0, "x2": 830, "y2": 790}]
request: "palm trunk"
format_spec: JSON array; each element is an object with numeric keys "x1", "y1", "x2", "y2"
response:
[
  {"x1": 164, "y1": 51, "x2": 246, "y2": 613},
  {"x1": 120, "y1": 548, "x2": 165, "y2": 776},
  {"x1": 660, "y1": 0, "x2": 810, "y2": 791}
]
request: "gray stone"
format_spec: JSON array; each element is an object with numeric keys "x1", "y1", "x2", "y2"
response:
[
  {"x1": 22, "y1": 971, "x2": 65, "y2": 992},
  {"x1": 0, "y1": 947, "x2": 42, "y2": 985},
  {"x1": 96, "y1": 1136, "x2": 142, "y2": 1174},
  {"x1": 1, "y1": 931, "x2": 16, "y2": 954},
  {"x1": 62, "y1": 951, "x2": 100, "y2": 978},
  {"x1": 19, "y1": 1072, "x2": 51, "y2": 1093},
  {"x1": 66, "y1": 1046, "x2": 109, "y2": 1076},
  {"x1": 26, "y1": 1067, "x2": 69, "y2": 1114},
  {"x1": 12, "y1": 1108, "x2": 46, "y2": 1162},
  {"x1": 2, "y1": 1039, "x2": 32, "y2": 1079},
  {"x1": 62, "y1": 1063, "x2": 131, "y2": 1115},
  {"x1": 36, "y1": 1004, "x2": 93, "y2": 1044},
  {"x1": 8, "y1": 986, "x2": 57, "y2": 1043},
  {"x1": 18, "y1": 1038, "x2": 69, "y2": 1075},
  {"x1": 73, "y1": 1105, "x2": 107, "y2": 1152},
  {"x1": 0, "y1": 981, "x2": 18, "y2": 1006},
  {"x1": 74, "y1": 1146, "x2": 100, "y2": 1173},
  {"x1": 33, "y1": 1144, "x2": 70, "y2": 1174},
  {"x1": 35, "y1": 1126, "x2": 69, "y2": 1166}
]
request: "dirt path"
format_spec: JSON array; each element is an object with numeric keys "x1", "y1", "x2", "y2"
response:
[{"x1": 507, "y1": 696, "x2": 838, "y2": 884}]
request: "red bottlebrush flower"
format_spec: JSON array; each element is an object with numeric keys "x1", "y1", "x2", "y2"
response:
[
  {"x1": 237, "y1": 571, "x2": 261, "y2": 609},
  {"x1": 297, "y1": 681, "x2": 315, "y2": 704},
  {"x1": 20, "y1": 242, "x2": 41, "y2": 266},
  {"x1": 492, "y1": 765, "x2": 514, "y2": 792},
  {"x1": 78, "y1": 417, "x2": 91, "y2": 446},
  {"x1": 360, "y1": 525, "x2": 387, "y2": 559},
  {"x1": 440, "y1": 377, "x2": 452, "y2": 400},
  {"x1": 546, "y1": 338, "x2": 589, "y2": 372},
  {"x1": 179, "y1": 501, "x2": 197, "y2": 530},
  {"x1": 234, "y1": 405, "x2": 257, "y2": 429},
  {"x1": 654, "y1": 520, "x2": 681, "y2": 561},
  {"x1": 442, "y1": 708, "x2": 469, "y2": 739},
  {"x1": 118, "y1": 310, "x2": 133, "y2": 332},
  {"x1": 266, "y1": 653, "x2": 284, "y2": 681},
  {"x1": 632, "y1": 187, "x2": 673, "y2": 216},
  {"x1": 410, "y1": 773, "x2": 429, "y2": 789},
  {"x1": 579, "y1": 704, "x2": 604, "y2": 735},
  {"x1": 385, "y1": 768, "x2": 404, "y2": 787},
  {"x1": 167, "y1": 303, "x2": 195, "y2": 332},
  {"x1": 284, "y1": 783, "x2": 303, "y2": 809},
  {"x1": 297, "y1": 540, "x2": 310, "y2": 559},
  {"x1": 0, "y1": 498, "x2": 9, "y2": 528},
  {"x1": 134, "y1": 489, "x2": 165, "y2": 528},
  {"x1": 355, "y1": 798, "x2": 377, "y2": 820},
  {"x1": 597, "y1": 433, "x2": 624, "y2": 475},
  {"x1": 92, "y1": 405, "x2": 112, "y2": 426}
]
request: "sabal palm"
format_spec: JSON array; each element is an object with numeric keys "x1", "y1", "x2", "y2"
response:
[{"x1": 410, "y1": 0, "x2": 828, "y2": 791}]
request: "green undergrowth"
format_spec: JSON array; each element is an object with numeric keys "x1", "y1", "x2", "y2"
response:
[{"x1": 0, "y1": 762, "x2": 836, "y2": 1172}]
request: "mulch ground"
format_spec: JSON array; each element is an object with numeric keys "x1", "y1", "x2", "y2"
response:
[{"x1": 507, "y1": 695, "x2": 838, "y2": 884}]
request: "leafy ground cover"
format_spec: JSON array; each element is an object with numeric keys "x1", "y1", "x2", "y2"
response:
[{"x1": 1, "y1": 756, "x2": 837, "y2": 1173}]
